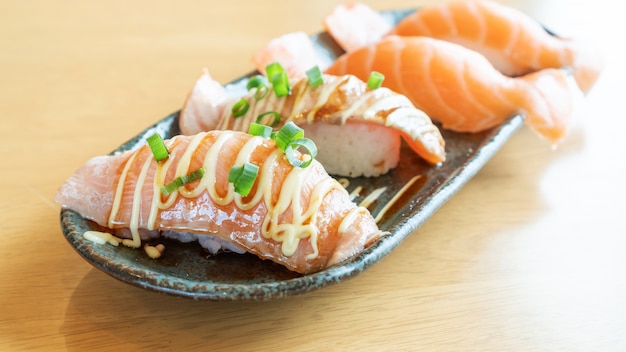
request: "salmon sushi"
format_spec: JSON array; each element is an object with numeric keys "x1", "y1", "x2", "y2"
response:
[
  {"x1": 389, "y1": 0, "x2": 601, "y2": 93},
  {"x1": 325, "y1": 36, "x2": 581, "y2": 143},
  {"x1": 180, "y1": 70, "x2": 445, "y2": 177},
  {"x1": 55, "y1": 130, "x2": 382, "y2": 274},
  {"x1": 323, "y1": 1, "x2": 601, "y2": 94}
]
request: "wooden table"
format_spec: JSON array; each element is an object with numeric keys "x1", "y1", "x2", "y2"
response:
[{"x1": 2, "y1": 0, "x2": 624, "y2": 350}]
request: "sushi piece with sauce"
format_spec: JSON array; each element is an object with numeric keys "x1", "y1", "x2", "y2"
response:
[
  {"x1": 179, "y1": 69, "x2": 445, "y2": 177},
  {"x1": 55, "y1": 130, "x2": 383, "y2": 274}
]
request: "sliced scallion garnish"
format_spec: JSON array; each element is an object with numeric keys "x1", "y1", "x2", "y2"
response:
[
  {"x1": 306, "y1": 66, "x2": 324, "y2": 88},
  {"x1": 256, "y1": 111, "x2": 281, "y2": 127},
  {"x1": 285, "y1": 138, "x2": 318, "y2": 168},
  {"x1": 146, "y1": 133, "x2": 169, "y2": 162},
  {"x1": 247, "y1": 75, "x2": 270, "y2": 100},
  {"x1": 161, "y1": 167, "x2": 206, "y2": 196},
  {"x1": 265, "y1": 62, "x2": 285, "y2": 81},
  {"x1": 254, "y1": 86, "x2": 269, "y2": 100},
  {"x1": 228, "y1": 162, "x2": 259, "y2": 197},
  {"x1": 248, "y1": 123, "x2": 272, "y2": 138},
  {"x1": 265, "y1": 62, "x2": 290, "y2": 97},
  {"x1": 274, "y1": 121, "x2": 304, "y2": 152},
  {"x1": 271, "y1": 71, "x2": 290, "y2": 97},
  {"x1": 231, "y1": 98, "x2": 250, "y2": 117},
  {"x1": 246, "y1": 75, "x2": 268, "y2": 91},
  {"x1": 367, "y1": 71, "x2": 385, "y2": 90}
]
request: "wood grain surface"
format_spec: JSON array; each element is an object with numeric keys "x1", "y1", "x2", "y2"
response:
[{"x1": 1, "y1": 0, "x2": 624, "y2": 351}]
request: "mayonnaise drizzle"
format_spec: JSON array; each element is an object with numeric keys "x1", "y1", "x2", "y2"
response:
[
  {"x1": 83, "y1": 230, "x2": 122, "y2": 246},
  {"x1": 349, "y1": 186, "x2": 363, "y2": 201},
  {"x1": 123, "y1": 154, "x2": 152, "y2": 248},
  {"x1": 374, "y1": 175, "x2": 422, "y2": 223},
  {"x1": 214, "y1": 74, "x2": 441, "y2": 142},
  {"x1": 359, "y1": 187, "x2": 387, "y2": 209},
  {"x1": 107, "y1": 131, "x2": 352, "y2": 260}
]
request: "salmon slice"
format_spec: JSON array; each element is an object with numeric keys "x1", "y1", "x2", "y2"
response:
[
  {"x1": 179, "y1": 71, "x2": 446, "y2": 175},
  {"x1": 323, "y1": 1, "x2": 601, "y2": 94},
  {"x1": 390, "y1": 0, "x2": 602, "y2": 93},
  {"x1": 325, "y1": 36, "x2": 581, "y2": 143},
  {"x1": 55, "y1": 130, "x2": 382, "y2": 274},
  {"x1": 179, "y1": 68, "x2": 228, "y2": 135},
  {"x1": 252, "y1": 31, "x2": 327, "y2": 80},
  {"x1": 323, "y1": 1, "x2": 392, "y2": 53}
]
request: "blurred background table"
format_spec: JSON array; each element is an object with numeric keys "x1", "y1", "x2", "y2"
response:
[{"x1": 1, "y1": 0, "x2": 624, "y2": 350}]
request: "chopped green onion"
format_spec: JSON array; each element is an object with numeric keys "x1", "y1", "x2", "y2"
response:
[
  {"x1": 306, "y1": 66, "x2": 324, "y2": 88},
  {"x1": 228, "y1": 162, "x2": 259, "y2": 197},
  {"x1": 161, "y1": 167, "x2": 206, "y2": 196},
  {"x1": 246, "y1": 75, "x2": 268, "y2": 90},
  {"x1": 271, "y1": 71, "x2": 290, "y2": 97},
  {"x1": 285, "y1": 138, "x2": 318, "y2": 168},
  {"x1": 146, "y1": 133, "x2": 169, "y2": 162},
  {"x1": 265, "y1": 62, "x2": 285, "y2": 80},
  {"x1": 247, "y1": 75, "x2": 270, "y2": 100},
  {"x1": 231, "y1": 98, "x2": 250, "y2": 117},
  {"x1": 256, "y1": 111, "x2": 281, "y2": 127},
  {"x1": 248, "y1": 123, "x2": 272, "y2": 138},
  {"x1": 254, "y1": 86, "x2": 269, "y2": 100},
  {"x1": 264, "y1": 62, "x2": 290, "y2": 97},
  {"x1": 274, "y1": 121, "x2": 304, "y2": 151},
  {"x1": 367, "y1": 71, "x2": 385, "y2": 90}
]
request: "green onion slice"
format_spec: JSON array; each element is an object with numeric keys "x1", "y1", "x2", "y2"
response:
[
  {"x1": 256, "y1": 111, "x2": 281, "y2": 127},
  {"x1": 274, "y1": 121, "x2": 304, "y2": 151},
  {"x1": 247, "y1": 75, "x2": 270, "y2": 100},
  {"x1": 228, "y1": 162, "x2": 259, "y2": 197},
  {"x1": 161, "y1": 167, "x2": 206, "y2": 196},
  {"x1": 285, "y1": 138, "x2": 318, "y2": 168},
  {"x1": 305, "y1": 66, "x2": 324, "y2": 88},
  {"x1": 265, "y1": 62, "x2": 290, "y2": 97},
  {"x1": 254, "y1": 86, "x2": 269, "y2": 100},
  {"x1": 271, "y1": 71, "x2": 290, "y2": 97},
  {"x1": 146, "y1": 133, "x2": 169, "y2": 162},
  {"x1": 265, "y1": 62, "x2": 285, "y2": 80},
  {"x1": 246, "y1": 75, "x2": 268, "y2": 91},
  {"x1": 367, "y1": 71, "x2": 385, "y2": 90},
  {"x1": 231, "y1": 98, "x2": 250, "y2": 118},
  {"x1": 248, "y1": 123, "x2": 272, "y2": 138}
]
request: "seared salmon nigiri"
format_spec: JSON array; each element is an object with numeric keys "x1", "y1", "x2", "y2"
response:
[
  {"x1": 180, "y1": 69, "x2": 446, "y2": 177},
  {"x1": 55, "y1": 130, "x2": 382, "y2": 274}
]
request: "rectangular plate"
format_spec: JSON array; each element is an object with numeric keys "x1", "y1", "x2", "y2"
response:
[{"x1": 59, "y1": 8, "x2": 524, "y2": 301}]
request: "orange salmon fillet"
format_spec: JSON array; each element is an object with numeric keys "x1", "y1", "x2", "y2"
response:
[
  {"x1": 325, "y1": 36, "x2": 581, "y2": 143},
  {"x1": 389, "y1": 0, "x2": 602, "y2": 93}
]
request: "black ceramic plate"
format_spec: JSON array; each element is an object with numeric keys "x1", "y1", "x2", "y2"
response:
[{"x1": 60, "y1": 9, "x2": 524, "y2": 301}]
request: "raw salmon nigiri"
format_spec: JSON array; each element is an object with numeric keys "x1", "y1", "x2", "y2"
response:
[
  {"x1": 180, "y1": 70, "x2": 445, "y2": 176},
  {"x1": 325, "y1": 36, "x2": 581, "y2": 142},
  {"x1": 55, "y1": 130, "x2": 382, "y2": 274},
  {"x1": 324, "y1": 0, "x2": 601, "y2": 94},
  {"x1": 390, "y1": 0, "x2": 602, "y2": 93}
]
